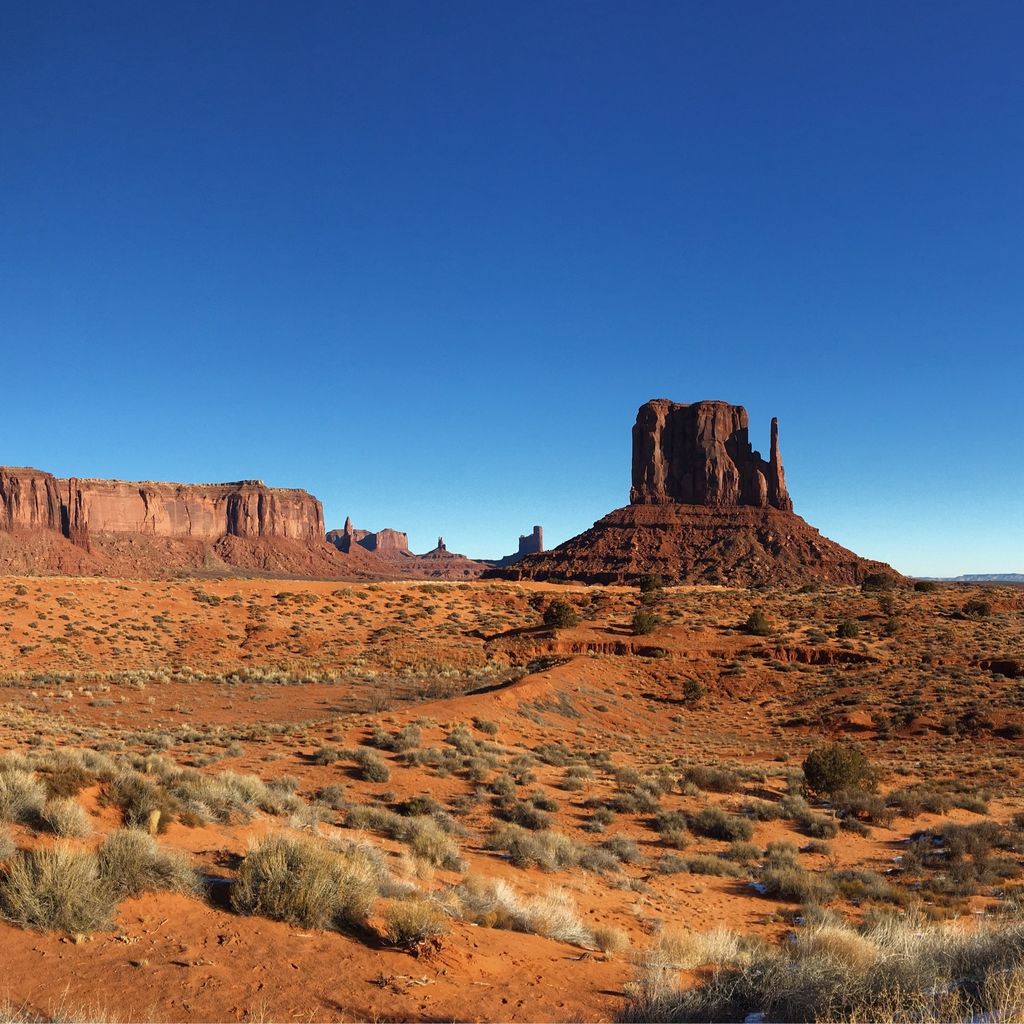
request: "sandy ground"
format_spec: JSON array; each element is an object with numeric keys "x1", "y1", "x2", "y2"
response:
[{"x1": 0, "y1": 575, "x2": 1021, "y2": 1021}]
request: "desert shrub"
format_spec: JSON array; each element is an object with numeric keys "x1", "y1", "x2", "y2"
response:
[
  {"x1": 450, "y1": 876, "x2": 592, "y2": 946},
  {"x1": 888, "y1": 786, "x2": 953, "y2": 818},
  {"x1": 861, "y1": 573, "x2": 895, "y2": 592},
  {"x1": 599, "y1": 836, "x2": 642, "y2": 864},
  {"x1": 313, "y1": 784, "x2": 348, "y2": 810},
  {"x1": 0, "y1": 770, "x2": 46, "y2": 825},
  {"x1": 39, "y1": 798, "x2": 92, "y2": 838},
  {"x1": 485, "y1": 825, "x2": 579, "y2": 871},
  {"x1": 403, "y1": 817, "x2": 464, "y2": 870},
  {"x1": 0, "y1": 829, "x2": 13, "y2": 861},
  {"x1": 802, "y1": 743, "x2": 874, "y2": 796},
  {"x1": 683, "y1": 765, "x2": 741, "y2": 793},
  {"x1": 585, "y1": 806, "x2": 615, "y2": 833},
  {"x1": 104, "y1": 771, "x2": 181, "y2": 833},
  {"x1": 621, "y1": 915, "x2": 1024, "y2": 1024},
  {"x1": 98, "y1": 829, "x2": 199, "y2": 899},
  {"x1": 39, "y1": 758, "x2": 95, "y2": 799},
  {"x1": 741, "y1": 798, "x2": 785, "y2": 821},
  {"x1": 632, "y1": 610, "x2": 660, "y2": 636},
  {"x1": 368, "y1": 724, "x2": 421, "y2": 753},
  {"x1": 914, "y1": 580, "x2": 939, "y2": 592},
  {"x1": 742, "y1": 610, "x2": 773, "y2": 636},
  {"x1": 962, "y1": 598, "x2": 992, "y2": 618},
  {"x1": 760, "y1": 864, "x2": 835, "y2": 904},
  {"x1": 231, "y1": 834, "x2": 378, "y2": 929},
  {"x1": 493, "y1": 797, "x2": 551, "y2": 831},
  {"x1": 831, "y1": 869, "x2": 906, "y2": 906},
  {"x1": 833, "y1": 787, "x2": 893, "y2": 827},
  {"x1": 542, "y1": 600, "x2": 579, "y2": 629},
  {"x1": 837, "y1": 619, "x2": 860, "y2": 639},
  {"x1": 350, "y1": 749, "x2": 391, "y2": 783},
  {"x1": 681, "y1": 679, "x2": 706, "y2": 704},
  {"x1": 691, "y1": 806, "x2": 754, "y2": 842},
  {"x1": 312, "y1": 745, "x2": 342, "y2": 765},
  {"x1": 674, "y1": 854, "x2": 745, "y2": 877},
  {"x1": 0, "y1": 843, "x2": 115, "y2": 934},
  {"x1": 725, "y1": 841, "x2": 762, "y2": 863},
  {"x1": 472, "y1": 717, "x2": 499, "y2": 735},
  {"x1": 638, "y1": 574, "x2": 664, "y2": 594},
  {"x1": 383, "y1": 897, "x2": 448, "y2": 951}
]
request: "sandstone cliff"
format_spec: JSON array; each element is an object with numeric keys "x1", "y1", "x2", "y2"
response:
[
  {"x1": 631, "y1": 399, "x2": 792, "y2": 511},
  {"x1": 61, "y1": 478, "x2": 324, "y2": 543},
  {"x1": 0, "y1": 467, "x2": 385, "y2": 580}
]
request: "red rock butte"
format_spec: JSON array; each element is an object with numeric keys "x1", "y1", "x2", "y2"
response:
[{"x1": 488, "y1": 399, "x2": 899, "y2": 587}]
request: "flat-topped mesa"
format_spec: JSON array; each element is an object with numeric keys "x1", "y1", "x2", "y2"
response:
[
  {"x1": 0, "y1": 470, "x2": 324, "y2": 546},
  {"x1": 630, "y1": 399, "x2": 792, "y2": 511}
]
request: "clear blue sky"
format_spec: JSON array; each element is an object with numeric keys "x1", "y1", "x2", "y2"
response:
[{"x1": 3, "y1": 2, "x2": 1022, "y2": 575}]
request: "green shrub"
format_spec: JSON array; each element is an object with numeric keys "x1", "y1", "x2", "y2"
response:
[
  {"x1": 632, "y1": 610, "x2": 660, "y2": 635},
  {"x1": 638, "y1": 574, "x2": 665, "y2": 594},
  {"x1": 837, "y1": 619, "x2": 860, "y2": 639},
  {"x1": 802, "y1": 743, "x2": 873, "y2": 796},
  {"x1": 914, "y1": 580, "x2": 939, "y2": 593},
  {"x1": 743, "y1": 610, "x2": 773, "y2": 636},
  {"x1": 691, "y1": 806, "x2": 754, "y2": 842},
  {"x1": 543, "y1": 600, "x2": 579, "y2": 629}
]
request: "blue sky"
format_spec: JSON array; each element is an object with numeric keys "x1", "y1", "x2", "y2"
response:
[{"x1": 2, "y1": 2, "x2": 1022, "y2": 574}]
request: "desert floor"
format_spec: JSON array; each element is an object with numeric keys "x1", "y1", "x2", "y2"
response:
[{"x1": 0, "y1": 575, "x2": 1021, "y2": 1022}]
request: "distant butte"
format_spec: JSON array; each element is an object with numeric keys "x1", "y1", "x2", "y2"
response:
[{"x1": 487, "y1": 399, "x2": 899, "y2": 587}]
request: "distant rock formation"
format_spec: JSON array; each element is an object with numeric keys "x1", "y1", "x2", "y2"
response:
[
  {"x1": 327, "y1": 521, "x2": 411, "y2": 558},
  {"x1": 488, "y1": 399, "x2": 898, "y2": 587},
  {"x1": 492, "y1": 525, "x2": 544, "y2": 567},
  {"x1": 328, "y1": 520, "x2": 486, "y2": 580},
  {"x1": 631, "y1": 399, "x2": 791, "y2": 510}
]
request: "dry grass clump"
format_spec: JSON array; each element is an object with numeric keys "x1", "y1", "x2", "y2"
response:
[
  {"x1": 231, "y1": 833, "x2": 379, "y2": 929},
  {"x1": 620, "y1": 913, "x2": 1024, "y2": 1023},
  {"x1": 0, "y1": 770, "x2": 46, "y2": 826},
  {"x1": 0, "y1": 843, "x2": 115, "y2": 934},
  {"x1": 382, "y1": 896, "x2": 449, "y2": 951},
  {"x1": 0, "y1": 828, "x2": 14, "y2": 861},
  {"x1": 449, "y1": 875, "x2": 593, "y2": 946},
  {"x1": 485, "y1": 824, "x2": 580, "y2": 870},
  {"x1": 39, "y1": 798, "x2": 92, "y2": 838},
  {"x1": 346, "y1": 806, "x2": 465, "y2": 870},
  {"x1": 593, "y1": 924, "x2": 630, "y2": 958},
  {"x1": 98, "y1": 829, "x2": 200, "y2": 899}
]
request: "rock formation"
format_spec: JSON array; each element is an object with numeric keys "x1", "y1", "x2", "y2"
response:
[
  {"x1": 492, "y1": 525, "x2": 545, "y2": 567},
  {"x1": 0, "y1": 466, "x2": 388, "y2": 579},
  {"x1": 61, "y1": 478, "x2": 325, "y2": 544},
  {"x1": 631, "y1": 399, "x2": 791, "y2": 510},
  {"x1": 328, "y1": 523, "x2": 412, "y2": 558},
  {"x1": 327, "y1": 520, "x2": 485, "y2": 579},
  {"x1": 488, "y1": 399, "x2": 898, "y2": 587}
]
